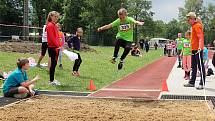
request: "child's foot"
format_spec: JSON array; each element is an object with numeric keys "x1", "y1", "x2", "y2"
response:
[
  {"x1": 59, "y1": 64, "x2": 63, "y2": 69},
  {"x1": 49, "y1": 80, "x2": 61, "y2": 86},
  {"x1": 72, "y1": 71, "x2": 79, "y2": 77},
  {"x1": 177, "y1": 65, "x2": 182, "y2": 68},
  {"x1": 118, "y1": 61, "x2": 124, "y2": 70},
  {"x1": 110, "y1": 58, "x2": 116, "y2": 64},
  {"x1": 36, "y1": 64, "x2": 42, "y2": 68},
  {"x1": 76, "y1": 71, "x2": 80, "y2": 76}
]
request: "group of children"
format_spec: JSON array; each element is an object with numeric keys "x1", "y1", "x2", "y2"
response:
[
  {"x1": 172, "y1": 32, "x2": 210, "y2": 81},
  {"x1": 1, "y1": 11, "x2": 83, "y2": 98},
  {"x1": 2, "y1": 8, "x2": 143, "y2": 98}
]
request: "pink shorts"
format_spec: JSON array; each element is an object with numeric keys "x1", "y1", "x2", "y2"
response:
[{"x1": 182, "y1": 55, "x2": 191, "y2": 72}]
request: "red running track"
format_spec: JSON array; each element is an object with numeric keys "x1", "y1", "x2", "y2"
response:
[{"x1": 89, "y1": 56, "x2": 177, "y2": 99}]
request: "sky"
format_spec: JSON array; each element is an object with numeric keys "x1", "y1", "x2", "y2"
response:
[{"x1": 151, "y1": 0, "x2": 215, "y2": 23}]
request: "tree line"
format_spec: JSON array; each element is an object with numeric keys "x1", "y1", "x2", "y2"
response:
[{"x1": 0, "y1": 0, "x2": 215, "y2": 45}]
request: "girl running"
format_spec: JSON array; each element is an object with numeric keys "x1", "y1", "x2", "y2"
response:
[
  {"x1": 97, "y1": 8, "x2": 144, "y2": 70},
  {"x1": 67, "y1": 28, "x2": 83, "y2": 76},
  {"x1": 182, "y1": 31, "x2": 192, "y2": 80},
  {"x1": 46, "y1": 11, "x2": 61, "y2": 85}
]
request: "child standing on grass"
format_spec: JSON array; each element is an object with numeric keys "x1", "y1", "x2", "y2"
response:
[
  {"x1": 67, "y1": 28, "x2": 83, "y2": 76},
  {"x1": 46, "y1": 11, "x2": 61, "y2": 85},
  {"x1": 182, "y1": 31, "x2": 192, "y2": 80},
  {"x1": 56, "y1": 23, "x2": 65, "y2": 69},
  {"x1": 2, "y1": 59, "x2": 40, "y2": 98},
  {"x1": 97, "y1": 8, "x2": 144, "y2": 70},
  {"x1": 36, "y1": 25, "x2": 51, "y2": 68}
]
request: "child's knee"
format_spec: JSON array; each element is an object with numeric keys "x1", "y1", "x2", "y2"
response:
[{"x1": 18, "y1": 86, "x2": 29, "y2": 93}]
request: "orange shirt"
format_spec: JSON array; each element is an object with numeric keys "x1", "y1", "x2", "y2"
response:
[
  {"x1": 191, "y1": 22, "x2": 204, "y2": 50},
  {"x1": 58, "y1": 31, "x2": 64, "y2": 47}
]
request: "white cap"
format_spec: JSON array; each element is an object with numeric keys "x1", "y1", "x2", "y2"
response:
[{"x1": 186, "y1": 12, "x2": 196, "y2": 18}]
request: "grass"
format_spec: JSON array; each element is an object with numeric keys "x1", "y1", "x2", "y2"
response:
[{"x1": 0, "y1": 47, "x2": 163, "y2": 94}]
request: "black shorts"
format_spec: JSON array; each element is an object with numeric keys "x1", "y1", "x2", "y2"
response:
[
  {"x1": 41, "y1": 42, "x2": 48, "y2": 56},
  {"x1": 116, "y1": 39, "x2": 132, "y2": 49},
  {"x1": 4, "y1": 87, "x2": 19, "y2": 97}
]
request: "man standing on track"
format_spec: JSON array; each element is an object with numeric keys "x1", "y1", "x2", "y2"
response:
[{"x1": 184, "y1": 12, "x2": 206, "y2": 90}]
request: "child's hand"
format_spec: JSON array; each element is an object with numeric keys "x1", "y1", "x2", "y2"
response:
[
  {"x1": 97, "y1": 28, "x2": 102, "y2": 32},
  {"x1": 34, "y1": 75, "x2": 40, "y2": 81},
  {"x1": 29, "y1": 90, "x2": 35, "y2": 96}
]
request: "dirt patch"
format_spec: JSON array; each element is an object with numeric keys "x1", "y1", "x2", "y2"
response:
[
  {"x1": 0, "y1": 41, "x2": 95, "y2": 54},
  {"x1": 0, "y1": 96, "x2": 214, "y2": 121}
]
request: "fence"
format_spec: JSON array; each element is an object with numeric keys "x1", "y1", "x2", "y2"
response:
[{"x1": 0, "y1": 23, "x2": 42, "y2": 42}]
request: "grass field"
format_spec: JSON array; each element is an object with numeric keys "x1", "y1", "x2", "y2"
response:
[{"x1": 0, "y1": 47, "x2": 163, "y2": 94}]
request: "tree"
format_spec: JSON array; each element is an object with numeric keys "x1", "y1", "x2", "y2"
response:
[
  {"x1": 80, "y1": 0, "x2": 122, "y2": 46},
  {"x1": 62, "y1": 0, "x2": 86, "y2": 33},
  {"x1": 166, "y1": 19, "x2": 182, "y2": 40},
  {"x1": 127, "y1": 0, "x2": 154, "y2": 43},
  {"x1": 0, "y1": 0, "x2": 23, "y2": 41}
]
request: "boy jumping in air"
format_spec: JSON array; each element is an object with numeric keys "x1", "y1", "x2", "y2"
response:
[{"x1": 97, "y1": 8, "x2": 144, "y2": 70}]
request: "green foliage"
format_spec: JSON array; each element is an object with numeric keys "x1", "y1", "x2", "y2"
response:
[{"x1": 166, "y1": 19, "x2": 182, "y2": 40}]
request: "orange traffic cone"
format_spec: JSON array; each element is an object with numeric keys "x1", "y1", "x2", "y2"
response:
[
  {"x1": 162, "y1": 80, "x2": 169, "y2": 92},
  {"x1": 87, "y1": 80, "x2": 96, "y2": 91}
]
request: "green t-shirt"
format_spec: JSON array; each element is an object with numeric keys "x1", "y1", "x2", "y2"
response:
[
  {"x1": 182, "y1": 39, "x2": 191, "y2": 56},
  {"x1": 176, "y1": 38, "x2": 184, "y2": 50},
  {"x1": 111, "y1": 17, "x2": 135, "y2": 42}
]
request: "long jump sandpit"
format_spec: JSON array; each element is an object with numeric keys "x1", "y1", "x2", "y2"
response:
[{"x1": 0, "y1": 96, "x2": 214, "y2": 121}]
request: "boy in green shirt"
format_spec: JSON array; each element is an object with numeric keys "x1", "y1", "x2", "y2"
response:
[
  {"x1": 97, "y1": 8, "x2": 144, "y2": 70},
  {"x1": 182, "y1": 31, "x2": 192, "y2": 80},
  {"x1": 176, "y1": 33, "x2": 185, "y2": 68}
]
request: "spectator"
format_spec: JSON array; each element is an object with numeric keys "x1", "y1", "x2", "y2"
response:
[
  {"x1": 166, "y1": 41, "x2": 172, "y2": 57},
  {"x1": 145, "y1": 40, "x2": 149, "y2": 52},
  {"x1": 176, "y1": 33, "x2": 184, "y2": 68},
  {"x1": 131, "y1": 46, "x2": 141, "y2": 57},
  {"x1": 2, "y1": 59, "x2": 40, "y2": 98},
  {"x1": 154, "y1": 42, "x2": 158, "y2": 50},
  {"x1": 184, "y1": 12, "x2": 206, "y2": 90}
]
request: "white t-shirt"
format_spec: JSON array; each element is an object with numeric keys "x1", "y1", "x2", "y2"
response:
[{"x1": 42, "y1": 25, "x2": 47, "y2": 42}]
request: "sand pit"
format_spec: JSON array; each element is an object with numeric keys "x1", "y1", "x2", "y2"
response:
[{"x1": 0, "y1": 96, "x2": 214, "y2": 121}]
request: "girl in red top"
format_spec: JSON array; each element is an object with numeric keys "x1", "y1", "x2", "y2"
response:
[{"x1": 46, "y1": 11, "x2": 61, "y2": 86}]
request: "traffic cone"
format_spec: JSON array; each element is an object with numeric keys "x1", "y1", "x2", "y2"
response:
[
  {"x1": 87, "y1": 80, "x2": 96, "y2": 91},
  {"x1": 162, "y1": 80, "x2": 169, "y2": 92}
]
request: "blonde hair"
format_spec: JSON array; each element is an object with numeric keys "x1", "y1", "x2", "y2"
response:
[
  {"x1": 117, "y1": 8, "x2": 128, "y2": 15},
  {"x1": 77, "y1": 27, "x2": 83, "y2": 32},
  {"x1": 46, "y1": 11, "x2": 60, "y2": 24}
]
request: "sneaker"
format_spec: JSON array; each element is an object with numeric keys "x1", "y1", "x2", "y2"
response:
[
  {"x1": 185, "y1": 76, "x2": 190, "y2": 80},
  {"x1": 72, "y1": 71, "x2": 79, "y2": 77},
  {"x1": 36, "y1": 64, "x2": 42, "y2": 68},
  {"x1": 177, "y1": 65, "x2": 182, "y2": 68},
  {"x1": 196, "y1": 85, "x2": 204, "y2": 90},
  {"x1": 184, "y1": 83, "x2": 194, "y2": 87},
  {"x1": 76, "y1": 71, "x2": 80, "y2": 76},
  {"x1": 29, "y1": 89, "x2": 39, "y2": 96},
  {"x1": 49, "y1": 80, "x2": 61, "y2": 86},
  {"x1": 59, "y1": 64, "x2": 63, "y2": 69},
  {"x1": 118, "y1": 61, "x2": 124, "y2": 70},
  {"x1": 13, "y1": 93, "x2": 28, "y2": 99},
  {"x1": 110, "y1": 58, "x2": 116, "y2": 64}
]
